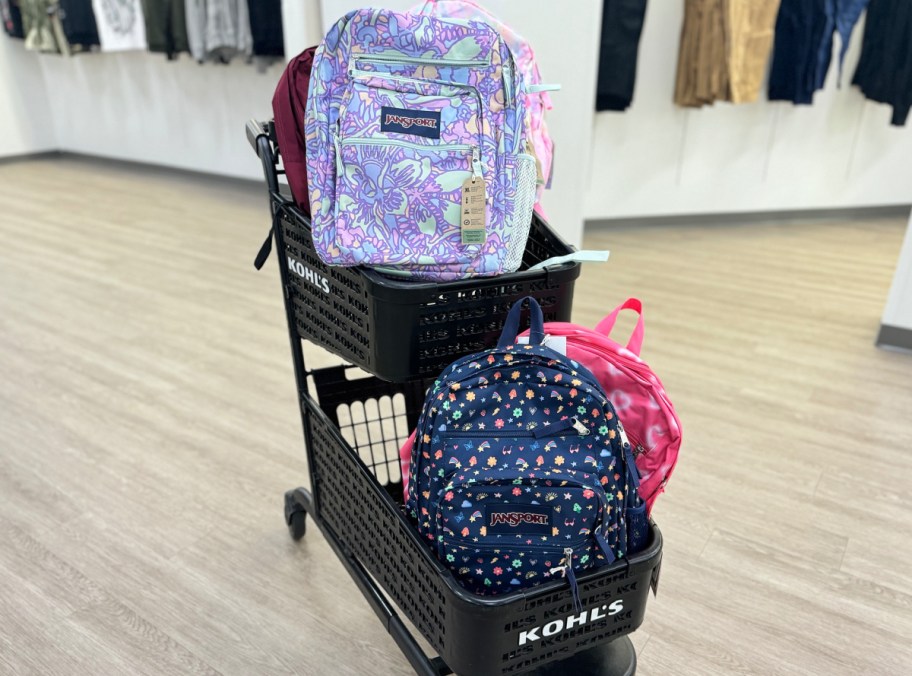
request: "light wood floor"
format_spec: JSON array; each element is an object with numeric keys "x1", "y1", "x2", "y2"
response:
[{"x1": 1, "y1": 157, "x2": 911, "y2": 675}]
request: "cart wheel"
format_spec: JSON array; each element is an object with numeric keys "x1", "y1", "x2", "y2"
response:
[{"x1": 288, "y1": 509, "x2": 307, "y2": 540}]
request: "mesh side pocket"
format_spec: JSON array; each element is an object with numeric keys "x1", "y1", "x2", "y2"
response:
[{"x1": 503, "y1": 153, "x2": 537, "y2": 273}]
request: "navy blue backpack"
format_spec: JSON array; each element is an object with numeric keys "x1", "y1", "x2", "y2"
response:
[{"x1": 406, "y1": 298, "x2": 647, "y2": 604}]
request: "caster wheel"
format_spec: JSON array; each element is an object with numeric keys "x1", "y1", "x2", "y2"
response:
[{"x1": 288, "y1": 509, "x2": 307, "y2": 540}]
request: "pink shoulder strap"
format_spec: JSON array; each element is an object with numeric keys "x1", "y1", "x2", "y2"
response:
[{"x1": 594, "y1": 298, "x2": 645, "y2": 356}]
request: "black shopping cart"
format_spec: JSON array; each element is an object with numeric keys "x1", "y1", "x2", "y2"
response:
[{"x1": 247, "y1": 119, "x2": 662, "y2": 676}]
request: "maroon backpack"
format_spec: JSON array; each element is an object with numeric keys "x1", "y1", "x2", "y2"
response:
[{"x1": 271, "y1": 46, "x2": 317, "y2": 216}]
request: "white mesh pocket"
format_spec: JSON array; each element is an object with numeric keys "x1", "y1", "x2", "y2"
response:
[{"x1": 503, "y1": 153, "x2": 537, "y2": 273}]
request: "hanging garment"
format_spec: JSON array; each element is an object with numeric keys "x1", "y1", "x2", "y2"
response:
[
  {"x1": 20, "y1": 0, "x2": 61, "y2": 52},
  {"x1": 142, "y1": 0, "x2": 188, "y2": 59},
  {"x1": 1, "y1": 0, "x2": 25, "y2": 38},
  {"x1": 674, "y1": 0, "x2": 729, "y2": 107},
  {"x1": 91, "y1": 0, "x2": 147, "y2": 51},
  {"x1": 813, "y1": 0, "x2": 870, "y2": 88},
  {"x1": 675, "y1": 0, "x2": 781, "y2": 107},
  {"x1": 724, "y1": 0, "x2": 781, "y2": 103},
  {"x1": 247, "y1": 0, "x2": 282, "y2": 58},
  {"x1": 852, "y1": 0, "x2": 912, "y2": 126},
  {"x1": 185, "y1": 0, "x2": 251, "y2": 63},
  {"x1": 768, "y1": 0, "x2": 827, "y2": 104},
  {"x1": 595, "y1": 0, "x2": 648, "y2": 111},
  {"x1": 769, "y1": 0, "x2": 869, "y2": 104},
  {"x1": 58, "y1": 0, "x2": 101, "y2": 51}
]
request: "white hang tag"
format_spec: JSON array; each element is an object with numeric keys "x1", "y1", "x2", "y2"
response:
[{"x1": 517, "y1": 334, "x2": 567, "y2": 356}]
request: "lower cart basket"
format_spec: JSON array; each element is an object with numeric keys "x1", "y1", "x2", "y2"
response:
[{"x1": 285, "y1": 366, "x2": 663, "y2": 676}]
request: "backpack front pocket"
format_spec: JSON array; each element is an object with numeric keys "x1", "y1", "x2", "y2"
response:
[
  {"x1": 342, "y1": 71, "x2": 483, "y2": 151},
  {"x1": 435, "y1": 467, "x2": 616, "y2": 595},
  {"x1": 335, "y1": 138, "x2": 484, "y2": 266}
]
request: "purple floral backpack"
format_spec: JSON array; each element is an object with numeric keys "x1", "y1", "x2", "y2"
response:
[{"x1": 305, "y1": 9, "x2": 537, "y2": 281}]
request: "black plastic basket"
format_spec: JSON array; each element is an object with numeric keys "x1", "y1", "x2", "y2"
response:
[
  {"x1": 248, "y1": 120, "x2": 581, "y2": 383},
  {"x1": 289, "y1": 366, "x2": 662, "y2": 676}
]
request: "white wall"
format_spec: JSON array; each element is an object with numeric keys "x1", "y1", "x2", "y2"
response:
[
  {"x1": 4, "y1": 2, "x2": 911, "y2": 242},
  {"x1": 585, "y1": 3, "x2": 912, "y2": 221},
  {"x1": 0, "y1": 37, "x2": 55, "y2": 158},
  {"x1": 316, "y1": 0, "x2": 602, "y2": 246},
  {"x1": 882, "y1": 213, "x2": 912, "y2": 332},
  {"x1": 36, "y1": 52, "x2": 283, "y2": 180}
]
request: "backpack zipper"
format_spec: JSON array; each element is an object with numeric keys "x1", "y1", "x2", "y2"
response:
[
  {"x1": 502, "y1": 59, "x2": 513, "y2": 105},
  {"x1": 340, "y1": 137, "x2": 475, "y2": 153},
  {"x1": 355, "y1": 53, "x2": 490, "y2": 68},
  {"x1": 337, "y1": 137, "x2": 478, "y2": 178},
  {"x1": 443, "y1": 416, "x2": 590, "y2": 439},
  {"x1": 443, "y1": 535, "x2": 591, "y2": 553}
]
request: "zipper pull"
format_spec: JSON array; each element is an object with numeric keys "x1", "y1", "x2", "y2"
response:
[
  {"x1": 572, "y1": 417, "x2": 590, "y2": 436},
  {"x1": 471, "y1": 146, "x2": 483, "y2": 181},
  {"x1": 333, "y1": 133, "x2": 343, "y2": 176},
  {"x1": 533, "y1": 417, "x2": 590, "y2": 438},
  {"x1": 550, "y1": 547, "x2": 573, "y2": 576},
  {"x1": 557, "y1": 547, "x2": 582, "y2": 611},
  {"x1": 595, "y1": 530, "x2": 616, "y2": 564},
  {"x1": 625, "y1": 447, "x2": 642, "y2": 490}
]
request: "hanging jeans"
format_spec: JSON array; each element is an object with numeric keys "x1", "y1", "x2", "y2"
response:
[{"x1": 769, "y1": 0, "x2": 869, "y2": 104}]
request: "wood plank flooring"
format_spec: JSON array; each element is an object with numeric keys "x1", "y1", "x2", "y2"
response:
[{"x1": 1, "y1": 157, "x2": 910, "y2": 675}]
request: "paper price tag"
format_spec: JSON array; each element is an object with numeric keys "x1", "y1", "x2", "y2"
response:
[
  {"x1": 517, "y1": 335, "x2": 567, "y2": 356},
  {"x1": 460, "y1": 176, "x2": 487, "y2": 245}
]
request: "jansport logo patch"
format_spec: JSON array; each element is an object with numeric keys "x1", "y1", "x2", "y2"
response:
[
  {"x1": 380, "y1": 106, "x2": 440, "y2": 139},
  {"x1": 490, "y1": 512, "x2": 549, "y2": 527},
  {"x1": 487, "y1": 504, "x2": 552, "y2": 535}
]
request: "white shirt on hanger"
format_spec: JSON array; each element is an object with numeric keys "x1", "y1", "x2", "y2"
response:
[{"x1": 91, "y1": 0, "x2": 147, "y2": 52}]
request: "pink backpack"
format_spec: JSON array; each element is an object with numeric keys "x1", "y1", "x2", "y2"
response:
[
  {"x1": 411, "y1": 0, "x2": 558, "y2": 214},
  {"x1": 531, "y1": 299, "x2": 681, "y2": 513},
  {"x1": 399, "y1": 299, "x2": 681, "y2": 513}
]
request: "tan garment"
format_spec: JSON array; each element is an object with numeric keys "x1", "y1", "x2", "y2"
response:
[
  {"x1": 725, "y1": 0, "x2": 781, "y2": 103},
  {"x1": 674, "y1": 0, "x2": 729, "y2": 107},
  {"x1": 674, "y1": 0, "x2": 781, "y2": 107}
]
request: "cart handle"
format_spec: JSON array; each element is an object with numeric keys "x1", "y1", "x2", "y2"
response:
[
  {"x1": 246, "y1": 118, "x2": 281, "y2": 199},
  {"x1": 246, "y1": 118, "x2": 269, "y2": 155}
]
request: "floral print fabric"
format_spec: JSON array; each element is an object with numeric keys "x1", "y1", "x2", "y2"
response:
[
  {"x1": 305, "y1": 9, "x2": 534, "y2": 281},
  {"x1": 406, "y1": 339, "x2": 641, "y2": 596}
]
